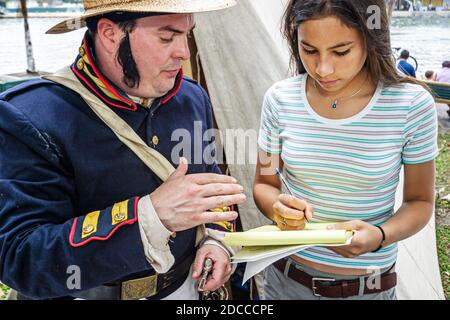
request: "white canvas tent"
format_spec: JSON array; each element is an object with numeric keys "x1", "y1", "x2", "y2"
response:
[{"x1": 192, "y1": 0, "x2": 445, "y2": 300}]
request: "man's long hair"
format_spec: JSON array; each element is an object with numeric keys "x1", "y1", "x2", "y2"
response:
[
  {"x1": 116, "y1": 20, "x2": 140, "y2": 88},
  {"x1": 88, "y1": 19, "x2": 140, "y2": 89}
]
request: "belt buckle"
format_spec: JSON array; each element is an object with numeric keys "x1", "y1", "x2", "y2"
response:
[
  {"x1": 121, "y1": 274, "x2": 158, "y2": 300},
  {"x1": 312, "y1": 277, "x2": 336, "y2": 297}
]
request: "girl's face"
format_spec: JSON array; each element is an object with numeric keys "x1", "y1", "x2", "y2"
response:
[{"x1": 297, "y1": 16, "x2": 368, "y2": 92}]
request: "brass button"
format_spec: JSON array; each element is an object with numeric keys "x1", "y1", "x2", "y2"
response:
[
  {"x1": 79, "y1": 46, "x2": 85, "y2": 57},
  {"x1": 171, "y1": 232, "x2": 177, "y2": 239},
  {"x1": 83, "y1": 225, "x2": 94, "y2": 234},
  {"x1": 152, "y1": 135, "x2": 159, "y2": 146},
  {"x1": 76, "y1": 59, "x2": 85, "y2": 70},
  {"x1": 114, "y1": 213, "x2": 126, "y2": 222}
]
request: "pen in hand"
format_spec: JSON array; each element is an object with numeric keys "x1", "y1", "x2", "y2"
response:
[{"x1": 275, "y1": 168, "x2": 310, "y2": 223}]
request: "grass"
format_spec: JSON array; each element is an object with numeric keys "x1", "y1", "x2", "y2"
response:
[
  {"x1": 435, "y1": 133, "x2": 450, "y2": 212},
  {"x1": 0, "y1": 282, "x2": 9, "y2": 300},
  {"x1": 436, "y1": 132, "x2": 450, "y2": 300},
  {"x1": 436, "y1": 225, "x2": 450, "y2": 300}
]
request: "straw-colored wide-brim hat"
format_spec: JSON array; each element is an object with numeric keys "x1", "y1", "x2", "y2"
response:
[{"x1": 46, "y1": 0, "x2": 237, "y2": 34}]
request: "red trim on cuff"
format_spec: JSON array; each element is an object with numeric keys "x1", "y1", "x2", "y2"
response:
[
  {"x1": 231, "y1": 205, "x2": 237, "y2": 232},
  {"x1": 69, "y1": 197, "x2": 139, "y2": 248}
]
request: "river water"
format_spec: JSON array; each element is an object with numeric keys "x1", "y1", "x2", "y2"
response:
[{"x1": 0, "y1": 17, "x2": 449, "y2": 76}]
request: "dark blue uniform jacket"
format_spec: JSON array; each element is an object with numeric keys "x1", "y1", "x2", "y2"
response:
[{"x1": 0, "y1": 65, "x2": 224, "y2": 299}]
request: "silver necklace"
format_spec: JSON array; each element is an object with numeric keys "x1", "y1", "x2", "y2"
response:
[{"x1": 313, "y1": 75, "x2": 368, "y2": 109}]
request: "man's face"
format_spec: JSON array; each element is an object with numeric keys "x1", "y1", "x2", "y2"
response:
[{"x1": 127, "y1": 14, "x2": 195, "y2": 98}]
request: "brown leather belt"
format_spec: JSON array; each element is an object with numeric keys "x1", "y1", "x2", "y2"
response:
[{"x1": 274, "y1": 259, "x2": 397, "y2": 298}]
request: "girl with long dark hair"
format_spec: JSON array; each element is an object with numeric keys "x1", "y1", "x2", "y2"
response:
[{"x1": 253, "y1": 0, "x2": 438, "y2": 300}]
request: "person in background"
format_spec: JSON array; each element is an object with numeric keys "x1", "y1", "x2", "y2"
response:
[
  {"x1": 424, "y1": 70, "x2": 436, "y2": 81},
  {"x1": 436, "y1": 60, "x2": 450, "y2": 84},
  {"x1": 397, "y1": 49, "x2": 416, "y2": 78},
  {"x1": 435, "y1": 60, "x2": 450, "y2": 116}
]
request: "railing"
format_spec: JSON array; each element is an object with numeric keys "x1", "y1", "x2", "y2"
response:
[{"x1": 419, "y1": 80, "x2": 450, "y2": 104}]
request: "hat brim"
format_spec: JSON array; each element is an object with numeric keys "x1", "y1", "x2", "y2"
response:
[{"x1": 46, "y1": 0, "x2": 237, "y2": 34}]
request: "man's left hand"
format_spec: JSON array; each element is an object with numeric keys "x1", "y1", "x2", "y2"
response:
[
  {"x1": 192, "y1": 244, "x2": 232, "y2": 292},
  {"x1": 326, "y1": 220, "x2": 384, "y2": 258}
]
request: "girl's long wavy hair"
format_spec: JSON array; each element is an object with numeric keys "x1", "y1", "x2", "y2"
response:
[{"x1": 283, "y1": 0, "x2": 415, "y2": 86}]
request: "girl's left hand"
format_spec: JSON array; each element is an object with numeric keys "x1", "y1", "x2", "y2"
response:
[{"x1": 326, "y1": 220, "x2": 384, "y2": 258}]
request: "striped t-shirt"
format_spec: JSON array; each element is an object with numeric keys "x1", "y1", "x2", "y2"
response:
[{"x1": 258, "y1": 74, "x2": 439, "y2": 270}]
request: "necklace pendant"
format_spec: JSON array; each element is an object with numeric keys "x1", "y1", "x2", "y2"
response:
[{"x1": 331, "y1": 100, "x2": 338, "y2": 109}]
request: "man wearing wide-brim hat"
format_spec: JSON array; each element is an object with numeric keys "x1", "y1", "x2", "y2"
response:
[{"x1": 0, "y1": 0, "x2": 245, "y2": 300}]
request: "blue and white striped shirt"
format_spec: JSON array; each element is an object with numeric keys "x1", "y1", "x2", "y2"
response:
[{"x1": 258, "y1": 74, "x2": 438, "y2": 269}]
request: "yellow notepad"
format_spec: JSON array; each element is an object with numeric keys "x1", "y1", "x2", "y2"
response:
[{"x1": 224, "y1": 223, "x2": 353, "y2": 246}]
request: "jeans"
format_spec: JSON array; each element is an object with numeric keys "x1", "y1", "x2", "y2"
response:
[{"x1": 263, "y1": 258, "x2": 397, "y2": 300}]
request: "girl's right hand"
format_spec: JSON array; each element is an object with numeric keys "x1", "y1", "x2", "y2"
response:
[{"x1": 272, "y1": 194, "x2": 314, "y2": 231}]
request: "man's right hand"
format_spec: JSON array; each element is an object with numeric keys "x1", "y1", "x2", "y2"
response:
[{"x1": 150, "y1": 157, "x2": 246, "y2": 232}]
